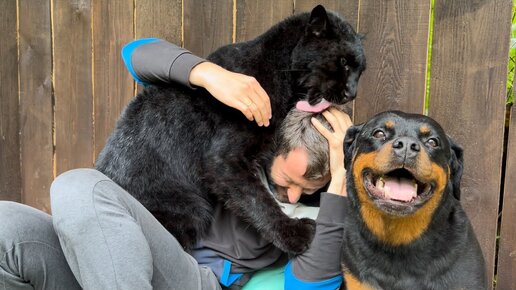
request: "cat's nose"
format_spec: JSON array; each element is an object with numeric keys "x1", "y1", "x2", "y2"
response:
[{"x1": 344, "y1": 82, "x2": 356, "y2": 98}]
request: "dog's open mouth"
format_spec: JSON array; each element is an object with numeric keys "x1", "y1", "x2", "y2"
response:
[{"x1": 363, "y1": 168, "x2": 433, "y2": 208}]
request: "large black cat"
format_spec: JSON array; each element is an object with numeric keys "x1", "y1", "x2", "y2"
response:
[{"x1": 96, "y1": 5, "x2": 366, "y2": 254}]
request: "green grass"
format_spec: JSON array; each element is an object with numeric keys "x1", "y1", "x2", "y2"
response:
[
  {"x1": 424, "y1": 0, "x2": 435, "y2": 114},
  {"x1": 505, "y1": 0, "x2": 516, "y2": 105}
]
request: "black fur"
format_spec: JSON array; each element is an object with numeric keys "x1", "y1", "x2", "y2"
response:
[
  {"x1": 96, "y1": 5, "x2": 365, "y2": 254},
  {"x1": 341, "y1": 111, "x2": 487, "y2": 289}
]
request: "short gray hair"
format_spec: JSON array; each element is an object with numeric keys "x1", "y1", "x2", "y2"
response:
[{"x1": 275, "y1": 105, "x2": 349, "y2": 180}]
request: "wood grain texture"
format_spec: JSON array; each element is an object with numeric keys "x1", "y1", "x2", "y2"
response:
[
  {"x1": 53, "y1": 0, "x2": 94, "y2": 175},
  {"x1": 354, "y1": 0, "x2": 430, "y2": 123},
  {"x1": 497, "y1": 106, "x2": 516, "y2": 288},
  {"x1": 93, "y1": 0, "x2": 134, "y2": 161},
  {"x1": 184, "y1": 0, "x2": 233, "y2": 57},
  {"x1": 135, "y1": 0, "x2": 181, "y2": 44},
  {"x1": 236, "y1": 0, "x2": 293, "y2": 42},
  {"x1": 18, "y1": 0, "x2": 53, "y2": 212},
  {"x1": 294, "y1": 0, "x2": 359, "y2": 28},
  {"x1": 428, "y1": 1, "x2": 512, "y2": 287},
  {"x1": 0, "y1": 0, "x2": 21, "y2": 202}
]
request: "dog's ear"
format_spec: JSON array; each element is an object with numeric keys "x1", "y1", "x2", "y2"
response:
[
  {"x1": 344, "y1": 124, "x2": 364, "y2": 170},
  {"x1": 307, "y1": 5, "x2": 328, "y2": 37},
  {"x1": 448, "y1": 135, "x2": 464, "y2": 200}
]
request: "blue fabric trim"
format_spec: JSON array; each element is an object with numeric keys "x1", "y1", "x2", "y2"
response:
[
  {"x1": 284, "y1": 261, "x2": 342, "y2": 290},
  {"x1": 121, "y1": 38, "x2": 160, "y2": 84},
  {"x1": 220, "y1": 259, "x2": 244, "y2": 287}
]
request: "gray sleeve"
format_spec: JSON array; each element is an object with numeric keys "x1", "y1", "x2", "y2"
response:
[
  {"x1": 132, "y1": 40, "x2": 205, "y2": 88},
  {"x1": 291, "y1": 192, "x2": 348, "y2": 281}
]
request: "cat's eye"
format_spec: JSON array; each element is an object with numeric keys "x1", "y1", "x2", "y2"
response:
[
  {"x1": 340, "y1": 58, "x2": 350, "y2": 71},
  {"x1": 426, "y1": 138, "x2": 439, "y2": 148},
  {"x1": 373, "y1": 129, "x2": 386, "y2": 140}
]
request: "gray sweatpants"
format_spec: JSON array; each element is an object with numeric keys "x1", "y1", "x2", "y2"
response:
[{"x1": 1, "y1": 168, "x2": 221, "y2": 290}]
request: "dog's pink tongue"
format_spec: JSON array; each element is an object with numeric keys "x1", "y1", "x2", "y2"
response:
[
  {"x1": 383, "y1": 177, "x2": 416, "y2": 202},
  {"x1": 296, "y1": 99, "x2": 332, "y2": 113}
]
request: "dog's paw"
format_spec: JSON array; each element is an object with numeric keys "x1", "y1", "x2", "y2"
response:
[{"x1": 272, "y1": 217, "x2": 316, "y2": 255}]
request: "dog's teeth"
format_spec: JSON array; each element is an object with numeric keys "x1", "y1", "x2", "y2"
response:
[
  {"x1": 414, "y1": 182, "x2": 418, "y2": 194},
  {"x1": 376, "y1": 177, "x2": 385, "y2": 189}
]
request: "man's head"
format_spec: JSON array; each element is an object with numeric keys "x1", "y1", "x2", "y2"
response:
[{"x1": 269, "y1": 106, "x2": 343, "y2": 203}]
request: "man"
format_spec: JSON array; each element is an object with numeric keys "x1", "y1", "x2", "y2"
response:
[{"x1": 0, "y1": 39, "x2": 352, "y2": 290}]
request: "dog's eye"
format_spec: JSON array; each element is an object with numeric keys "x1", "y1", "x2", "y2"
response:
[
  {"x1": 426, "y1": 138, "x2": 439, "y2": 148},
  {"x1": 373, "y1": 129, "x2": 386, "y2": 140}
]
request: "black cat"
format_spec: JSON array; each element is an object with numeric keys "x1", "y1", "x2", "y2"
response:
[{"x1": 96, "y1": 5, "x2": 366, "y2": 254}]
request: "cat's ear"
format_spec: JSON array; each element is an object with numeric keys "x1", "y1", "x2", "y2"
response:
[{"x1": 307, "y1": 5, "x2": 328, "y2": 37}]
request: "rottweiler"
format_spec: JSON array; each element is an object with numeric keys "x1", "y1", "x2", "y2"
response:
[{"x1": 340, "y1": 111, "x2": 487, "y2": 290}]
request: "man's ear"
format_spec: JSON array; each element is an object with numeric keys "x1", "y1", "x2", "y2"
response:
[
  {"x1": 448, "y1": 136, "x2": 464, "y2": 200},
  {"x1": 307, "y1": 5, "x2": 329, "y2": 37},
  {"x1": 344, "y1": 124, "x2": 364, "y2": 170}
]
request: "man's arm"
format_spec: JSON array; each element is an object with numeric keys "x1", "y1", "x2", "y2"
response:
[
  {"x1": 121, "y1": 38, "x2": 204, "y2": 86},
  {"x1": 284, "y1": 192, "x2": 348, "y2": 290},
  {"x1": 121, "y1": 38, "x2": 271, "y2": 126},
  {"x1": 284, "y1": 108, "x2": 352, "y2": 290}
]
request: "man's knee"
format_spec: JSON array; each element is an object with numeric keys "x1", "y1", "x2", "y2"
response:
[
  {"x1": 0, "y1": 201, "x2": 57, "y2": 250},
  {"x1": 51, "y1": 169, "x2": 110, "y2": 232},
  {"x1": 0, "y1": 202, "x2": 29, "y2": 243},
  {"x1": 51, "y1": 168, "x2": 108, "y2": 200}
]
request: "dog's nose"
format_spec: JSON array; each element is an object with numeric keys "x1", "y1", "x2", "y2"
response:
[{"x1": 392, "y1": 137, "x2": 420, "y2": 159}]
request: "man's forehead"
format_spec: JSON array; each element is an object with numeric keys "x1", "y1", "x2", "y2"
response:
[{"x1": 284, "y1": 149, "x2": 327, "y2": 185}]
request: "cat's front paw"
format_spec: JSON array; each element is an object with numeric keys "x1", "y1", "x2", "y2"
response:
[{"x1": 272, "y1": 217, "x2": 316, "y2": 255}]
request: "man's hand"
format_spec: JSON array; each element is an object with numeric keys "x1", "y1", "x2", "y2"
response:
[
  {"x1": 311, "y1": 108, "x2": 353, "y2": 196},
  {"x1": 189, "y1": 62, "x2": 272, "y2": 127}
]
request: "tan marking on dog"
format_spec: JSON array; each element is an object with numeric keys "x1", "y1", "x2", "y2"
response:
[
  {"x1": 385, "y1": 120, "x2": 395, "y2": 129},
  {"x1": 344, "y1": 272, "x2": 375, "y2": 290},
  {"x1": 420, "y1": 125, "x2": 430, "y2": 135},
  {"x1": 352, "y1": 146, "x2": 448, "y2": 246}
]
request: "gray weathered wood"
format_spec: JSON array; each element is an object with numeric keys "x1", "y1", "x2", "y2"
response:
[
  {"x1": 53, "y1": 0, "x2": 94, "y2": 175},
  {"x1": 354, "y1": 0, "x2": 430, "y2": 123},
  {"x1": 236, "y1": 0, "x2": 293, "y2": 42},
  {"x1": 497, "y1": 105, "x2": 516, "y2": 288},
  {"x1": 429, "y1": 1, "x2": 512, "y2": 287},
  {"x1": 18, "y1": 0, "x2": 53, "y2": 212},
  {"x1": 93, "y1": 0, "x2": 135, "y2": 160},
  {"x1": 184, "y1": 0, "x2": 233, "y2": 57},
  {"x1": 0, "y1": 0, "x2": 21, "y2": 202}
]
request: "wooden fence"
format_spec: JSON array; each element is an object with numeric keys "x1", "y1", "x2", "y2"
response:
[{"x1": 0, "y1": 0, "x2": 514, "y2": 288}]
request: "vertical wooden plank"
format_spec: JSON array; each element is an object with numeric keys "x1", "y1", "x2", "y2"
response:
[
  {"x1": 184, "y1": 0, "x2": 233, "y2": 57},
  {"x1": 18, "y1": 0, "x2": 53, "y2": 212},
  {"x1": 0, "y1": 0, "x2": 21, "y2": 202},
  {"x1": 236, "y1": 0, "x2": 293, "y2": 42},
  {"x1": 429, "y1": 1, "x2": 511, "y2": 287},
  {"x1": 53, "y1": 0, "x2": 94, "y2": 175},
  {"x1": 93, "y1": 0, "x2": 134, "y2": 160},
  {"x1": 354, "y1": 0, "x2": 430, "y2": 123},
  {"x1": 135, "y1": 0, "x2": 182, "y2": 93},
  {"x1": 497, "y1": 104, "x2": 516, "y2": 289},
  {"x1": 135, "y1": 0, "x2": 182, "y2": 44},
  {"x1": 295, "y1": 0, "x2": 359, "y2": 29}
]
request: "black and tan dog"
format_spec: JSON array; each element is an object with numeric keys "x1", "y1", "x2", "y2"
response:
[{"x1": 340, "y1": 111, "x2": 487, "y2": 290}]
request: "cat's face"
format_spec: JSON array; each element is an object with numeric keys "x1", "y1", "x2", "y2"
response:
[{"x1": 291, "y1": 5, "x2": 366, "y2": 106}]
